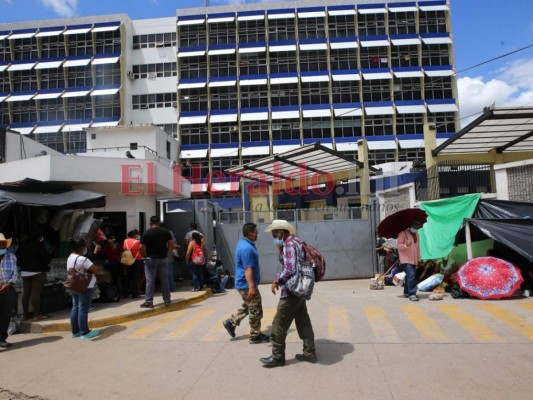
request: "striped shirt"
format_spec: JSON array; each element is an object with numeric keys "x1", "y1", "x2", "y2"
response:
[{"x1": 0, "y1": 253, "x2": 19, "y2": 286}]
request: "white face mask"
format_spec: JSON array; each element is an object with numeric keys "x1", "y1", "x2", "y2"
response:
[
  {"x1": 273, "y1": 238, "x2": 284, "y2": 246},
  {"x1": 409, "y1": 227, "x2": 419, "y2": 233},
  {"x1": 0, "y1": 249, "x2": 6, "y2": 255}
]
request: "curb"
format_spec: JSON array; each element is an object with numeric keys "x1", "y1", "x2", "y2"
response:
[{"x1": 22, "y1": 289, "x2": 212, "y2": 334}]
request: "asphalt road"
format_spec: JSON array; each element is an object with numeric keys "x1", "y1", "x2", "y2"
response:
[{"x1": 1, "y1": 280, "x2": 532, "y2": 400}]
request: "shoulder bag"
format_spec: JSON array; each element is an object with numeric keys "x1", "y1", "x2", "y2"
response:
[{"x1": 64, "y1": 256, "x2": 92, "y2": 293}]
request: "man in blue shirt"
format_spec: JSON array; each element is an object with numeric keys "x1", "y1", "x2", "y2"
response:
[{"x1": 223, "y1": 223, "x2": 269, "y2": 344}]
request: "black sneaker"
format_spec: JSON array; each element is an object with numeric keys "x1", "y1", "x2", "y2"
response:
[
  {"x1": 295, "y1": 353, "x2": 317, "y2": 364},
  {"x1": 140, "y1": 302, "x2": 154, "y2": 309},
  {"x1": 223, "y1": 319, "x2": 236, "y2": 338},
  {"x1": 0, "y1": 341, "x2": 13, "y2": 349},
  {"x1": 249, "y1": 333, "x2": 270, "y2": 344},
  {"x1": 164, "y1": 301, "x2": 171, "y2": 307}
]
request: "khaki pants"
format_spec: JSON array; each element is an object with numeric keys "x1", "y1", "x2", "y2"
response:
[
  {"x1": 271, "y1": 294, "x2": 315, "y2": 360},
  {"x1": 230, "y1": 288, "x2": 263, "y2": 338}
]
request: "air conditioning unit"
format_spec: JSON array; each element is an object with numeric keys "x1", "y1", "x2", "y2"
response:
[
  {"x1": 127, "y1": 71, "x2": 134, "y2": 80},
  {"x1": 148, "y1": 72, "x2": 157, "y2": 79}
]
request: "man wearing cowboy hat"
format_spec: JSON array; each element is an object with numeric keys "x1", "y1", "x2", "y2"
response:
[
  {"x1": 0, "y1": 233, "x2": 18, "y2": 349},
  {"x1": 260, "y1": 220, "x2": 316, "y2": 368}
]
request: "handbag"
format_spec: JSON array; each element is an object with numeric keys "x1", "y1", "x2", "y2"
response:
[{"x1": 63, "y1": 256, "x2": 92, "y2": 293}]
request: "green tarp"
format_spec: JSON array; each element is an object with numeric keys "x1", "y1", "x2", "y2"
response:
[{"x1": 419, "y1": 193, "x2": 481, "y2": 260}]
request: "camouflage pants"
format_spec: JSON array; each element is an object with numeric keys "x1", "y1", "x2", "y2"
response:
[{"x1": 229, "y1": 288, "x2": 263, "y2": 338}]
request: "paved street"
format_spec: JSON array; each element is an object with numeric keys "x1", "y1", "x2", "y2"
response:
[{"x1": 1, "y1": 279, "x2": 532, "y2": 400}]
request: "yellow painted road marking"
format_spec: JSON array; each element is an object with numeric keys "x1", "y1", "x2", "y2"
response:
[
  {"x1": 401, "y1": 305, "x2": 450, "y2": 342},
  {"x1": 438, "y1": 304, "x2": 504, "y2": 342},
  {"x1": 202, "y1": 307, "x2": 277, "y2": 341},
  {"x1": 478, "y1": 303, "x2": 533, "y2": 341},
  {"x1": 518, "y1": 302, "x2": 533, "y2": 312},
  {"x1": 166, "y1": 308, "x2": 215, "y2": 339},
  {"x1": 128, "y1": 309, "x2": 189, "y2": 339},
  {"x1": 328, "y1": 306, "x2": 351, "y2": 342},
  {"x1": 364, "y1": 306, "x2": 400, "y2": 343}
]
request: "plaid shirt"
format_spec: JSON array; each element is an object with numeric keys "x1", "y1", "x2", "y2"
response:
[
  {"x1": 0, "y1": 253, "x2": 18, "y2": 286},
  {"x1": 277, "y1": 235, "x2": 305, "y2": 299}
]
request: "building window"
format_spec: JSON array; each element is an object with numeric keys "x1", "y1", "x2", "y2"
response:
[
  {"x1": 12, "y1": 38, "x2": 38, "y2": 60},
  {"x1": 210, "y1": 86, "x2": 238, "y2": 110},
  {"x1": 369, "y1": 149, "x2": 396, "y2": 164},
  {"x1": 364, "y1": 115, "x2": 393, "y2": 137},
  {"x1": 360, "y1": 46, "x2": 389, "y2": 69},
  {"x1": 209, "y1": 54, "x2": 237, "y2": 78},
  {"x1": 390, "y1": 45, "x2": 419, "y2": 67},
  {"x1": 396, "y1": 114, "x2": 424, "y2": 135},
  {"x1": 398, "y1": 148, "x2": 424, "y2": 162},
  {"x1": 36, "y1": 131, "x2": 65, "y2": 153},
  {"x1": 299, "y1": 50, "x2": 328, "y2": 72},
  {"x1": 65, "y1": 130, "x2": 87, "y2": 154},
  {"x1": 94, "y1": 93, "x2": 120, "y2": 118},
  {"x1": 211, "y1": 122, "x2": 239, "y2": 144},
  {"x1": 133, "y1": 32, "x2": 177, "y2": 49},
  {"x1": 333, "y1": 117, "x2": 362, "y2": 137},
  {"x1": 271, "y1": 119, "x2": 301, "y2": 141},
  {"x1": 300, "y1": 81, "x2": 330, "y2": 105},
  {"x1": 362, "y1": 79, "x2": 390, "y2": 103},
  {"x1": 238, "y1": 52, "x2": 267, "y2": 75},
  {"x1": 424, "y1": 77, "x2": 453, "y2": 99},
  {"x1": 421, "y1": 44, "x2": 450, "y2": 66},
  {"x1": 388, "y1": 12, "x2": 416, "y2": 35},
  {"x1": 178, "y1": 25, "x2": 206, "y2": 47},
  {"x1": 179, "y1": 124, "x2": 208, "y2": 145},
  {"x1": 178, "y1": 88, "x2": 208, "y2": 113},
  {"x1": 270, "y1": 84, "x2": 299, "y2": 107},
  {"x1": 210, "y1": 156, "x2": 240, "y2": 173},
  {"x1": 38, "y1": 98, "x2": 64, "y2": 121},
  {"x1": 178, "y1": 55, "x2": 208, "y2": 79},
  {"x1": 358, "y1": 13, "x2": 386, "y2": 36},
  {"x1": 393, "y1": 77, "x2": 422, "y2": 101},
  {"x1": 328, "y1": 14, "x2": 356, "y2": 38},
  {"x1": 241, "y1": 120, "x2": 270, "y2": 142},
  {"x1": 94, "y1": 30, "x2": 121, "y2": 54},
  {"x1": 65, "y1": 97, "x2": 92, "y2": 120},
  {"x1": 419, "y1": 10, "x2": 448, "y2": 34},
  {"x1": 11, "y1": 100, "x2": 37, "y2": 123},
  {"x1": 428, "y1": 112, "x2": 456, "y2": 134},
  {"x1": 330, "y1": 48, "x2": 358, "y2": 71},
  {"x1": 39, "y1": 68, "x2": 65, "y2": 90},
  {"x1": 66, "y1": 65, "x2": 93, "y2": 87},
  {"x1": 157, "y1": 124, "x2": 178, "y2": 136},
  {"x1": 240, "y1": 85, "x2": 268, "y2": 109},
  {"x1": 298, "y1": 17, "x2": 326, "y2": 40},
  {"x1": 0, "y1": 103, "x2": 9, "y2": 124},
  {"x1": 209, "y1": 22, "x2": 237, "y2": 45},
  {"x1": 11, "y1": 70, "x2": 38, "y2": 92},
  {"x1": 238, "y1": 20, "x2": 266, "y2": 43},
  {"x1": 268, "y1": 18, "x2": 296, "y2": 41},
  {"x1": 132, "y1": 92, "x2": 177, "y2": 110},
  {"x1": 133, "y1": 62, "x2": 177, "y2": 79},
  {"x1": 331, "y1": 81, "x2": 360, "y2": 104},
  {"x1": 0, "y1": 40, "x2": 11, "y2": 62},
  {"x1": 269, "y1": 51, "x2": 298, "y2": 74},
  {"x1": 40, "y1": 36, "x2": 66, "y2": 58},
  {"x1": 94, "y1": 63, "x2": 120, "y2": 86},
  {"x1": 303, "y1": 117, "x2": 331, "y2": 140},
  {"x1": 67, "y1": 33, "x2": 93, "y2": 56}
]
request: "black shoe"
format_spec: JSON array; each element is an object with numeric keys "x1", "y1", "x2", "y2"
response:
[
  {"x1": 0, "y1": 341, "x2": 13, "y2": 349},
  {"x1": 249, "y1": 333, "x2": 270, "y2": 344},
  {"x1": 140, "y1": 302, "x2": 154, "y2": 309},
  {"x1": 260, "y1": 355, "x2": 285, "y2": 368},
  {"x1": 295, "y1": 353, "x2": 317, "y2": 364},
  {"x1": 164, "y1": 301, "x2": 171, "y2": 307},
  {"x1": 223, "y1": 319, "x2": 236, "y2": 338}
]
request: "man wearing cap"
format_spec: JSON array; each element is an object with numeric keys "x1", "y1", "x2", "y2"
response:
[
  {"x1": 222, "y1": 222, "x2": 270, "y2": 344},
  {"x1": 260, "y1": 220, "x2": 316, "y2": 368},
  {"x1": 0, "y1": 233, "x2": 18, "y2": 349},
  {"x1": 139, "y1": 216, "x2": 174, "y2": 308}
]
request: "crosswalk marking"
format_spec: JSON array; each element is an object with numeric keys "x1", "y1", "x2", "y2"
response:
[
  {"x1": 401, "y1": 305, "x2": 450, "y2": 342},
  {"x1": 128, "y1": 310, "x2": 189, "y2": 339},
  {"x1": 166, "y1": 308, "x2": 215, "y2": 339},
  {"x1": 477, "y1": 303, "x2": 533, "y2": 341},
  {"x1": 364, "y1": 306, "x2": 400, "y2": 343},
  {"x1": 518, "y1": 302, "x2": 533, "y2": 312},
  {"x1": 328, "y1": 306, "x2": 351, "y2": 342},
  {"x1": 438, "y1": 304, "x2": 504, "y2": 342}
]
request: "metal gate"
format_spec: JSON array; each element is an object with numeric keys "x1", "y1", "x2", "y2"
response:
[{"x1": 216, "y1": 207, "x2": 377, "y2": 283}]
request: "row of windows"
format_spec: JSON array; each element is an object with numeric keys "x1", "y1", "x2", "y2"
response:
[
  {"x1": 132, "y1": 92, "x2": 177, "y2": 109},
  {"x1": 178, "y1": 45, "x2": 450, "y2": 79},
  {"x1": 177, "y1": 113, "x2": 456, "y2": 146},
  {"x1": 1, "y1": 31, "x2": 121, "y2": 62},
  {"x1": 1, "y1": 94, "x2": 120, "y2": 124},
  {"x1": 132, "y1": 62, "x2": 176, "y2": 79},
  {"x1": 177, "y1": 76, "x2": 454, "y2": 112},
  {"x1": 0, "y1": 64, "x2": 120, "y2": 91},
  {"x1": 132, "y1": 33, "x2": 176, "y2": 49},
  {"x1": 178, "y1": 11, "x2": 448, "y2": 46}
]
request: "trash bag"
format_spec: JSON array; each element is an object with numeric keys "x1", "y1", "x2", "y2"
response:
[
  {"x1": 417, "y1": 273, "x2": 444, "y2": 292},
  {"x1": 8, "y1": 314, "x2": 22, "y2": 336}
]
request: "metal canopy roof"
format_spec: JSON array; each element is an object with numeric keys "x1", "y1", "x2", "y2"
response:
[
  {"x1": 433, "y1": 106, "x2": 533, "y2": 155},
  {"x1": 227, "y1": 142, "x2": 376, "y2": 184}
]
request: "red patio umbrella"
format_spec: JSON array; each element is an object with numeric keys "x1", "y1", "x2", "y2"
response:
[
  {"x1": 457, "y1": 256, "x2": 524, "y2": 300},
  {"x1": 377, "y1": 208, "x2": 428, "y2": 238}
]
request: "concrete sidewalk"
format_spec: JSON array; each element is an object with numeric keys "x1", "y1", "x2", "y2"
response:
[{"x1": 20, "y1": 284, "x2": 212, "y2": 334}]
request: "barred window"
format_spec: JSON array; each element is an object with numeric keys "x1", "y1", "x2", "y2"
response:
[
  {"x1": 333, "y1": 117, "x2": 362, "y2": 137},
  {"x1": 419, "y1": 10, "x2": 448, "y2": 33},
  {"x1": 11, "y1": 70, "x2": 38, "y2": 92},
  {"x1": 364, "y1": 115, "x2": 393, "y2": 137},
  {"x1": 41, "y1": 36, "x2": 66, "y2": 58},
  {"x1": 133, "y1": 62, "x2": 177, "y2": 79},
  {"x1": 328, "y1": 15, "x2": 356, "y2": 38},
  {"x1": 238, "y1": 20, "x2": 266, "y2": 43},
  {"x1": 67, "y1": 33, "x2": 93, "y2": 56},
  {"x1": 298, "y1": 17, "x2": 326, "y2": 40},
  {"x1": 388, "y1": 12, "x2": 416, "y2": 35},
  {"x1": 132, "y1": 92, "x2": 177, "y2": 109},
  {"x1": 178, "y1": 25, "x2": 206, "y2": 47},
  {"x1": 178, "y1": 56, "x2": 208, "y2": 79},
  {"x1": 94, "y1": 63, "x2": 121, "y2": 86},
  {"x1": 396, "y1": 114, "x2": 424, "y2": 135},
  {"x1": 393, "y1": 78, "x2": 422, "y2": 101},
  {"x1": 211, "y1": 123, "x2": 239, "y2": 144},
  {"x1": 271, "y1": 119, "x2": 301, "y2": 141},
  {"x1": 11, "y1": 100, "x2": 37, "y2": 123},
  {"x1": 65, "y1": 97, "x2": 92, "y2": 120},
  {"x1": 179, "y1": 88, "x2": 208, "y2": 113},
  {"x1": 133, "y1": 32, "x2": 176, "y2": 49},
  {"x1": 66, "y1": 65, "x2": 93, "y2": 87},
  {"x1": 38, "y1": 98, "x2": 65, "y2": 121},
  {"x1": 241, "y1": 120, "x2": 270, "y2": 142}
]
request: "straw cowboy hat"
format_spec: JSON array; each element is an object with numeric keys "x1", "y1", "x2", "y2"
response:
[
  {"x1": 0, "y1": 233, "x2": 12, "y2": 248},
  {"x1": 264, "y1": 220, "x2": 296, "y2": 234}
]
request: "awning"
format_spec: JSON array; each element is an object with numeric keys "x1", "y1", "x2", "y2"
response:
[
  {"x1": 35, "y1": 59, "x2": 64, "y2": 69},
  {"x1": 208, "y1": 12, "x2": 235, "y2": 24},
  {"x1": 330, "y1": 37, "x2": 358, "y2": 49},
  {"x1": 237, "y1": 11, "x2": 265, "y2": 21},
  {"x1": 208, "y1": 77, "x2": 236, "y2": 87},
  {"x1": 424, "y1": 65, "x2": 454, "y2": 77},
  {"x1": 62, "y1": 87, "x2": 91, "y2": 98},
  {"x1": 177, "y1": 47, "x2": 207, "y2": 58},
  {"x1": 267, "y1": 9, "x2": 296, "y2": 19},
  {"x1": 238, "y1": 42, "x2": 266, "y2": 53},
  {"x1": 395, "y1": 100, "x2": 426, "y2": 114},
  {"x1": 92, "y1": 54, "x2": 120, "y2": 65},
  {"x1": 208, "y1": 45, "x2": 236, "y2": 56},
  {"x1": 5, "y1": 92, "x2": 36, "y2": 102},
  {"x1": 241, "y1": 108, "x2": 269, "y2": 121},
  {"x1": 299, "y1": 40, "x2": 328, "y2": 51},
  {"x1": 7, "y1": 61, "x2": 36, "y2": 71},
  {"x1": 269, "y1": 41, "x2": 297, "y2": 52},
  {"x1": 239, "y1": 75, "x2": 268, "y2": 86},
  {"x1": 365, "y1": 102, "x2": 394, "y2": 115},
  {"x1": 36, "y1": 26, "x2": 65, "y2": 37},
  {"x1": 177, "y1": 15, "x2": 205, "y2": 26},
  {"x1": 334, "y1": 103, "x2": 363, "y2": 117},
  {"x1": 421, "y1": 33, "x2": 452, "y2": 45},
  {"x1": 179, "y1": 114, "x2": 208, "y2": 125},
  {"x1": 92, "y1": 22, "x2": 120, "y2": 33},
  {"x1": 91, "y1": 86, "x2": 120, "y2": 96},
  {"x1": 241, "y1": 145, "x2": 270, "y2": 156},
  {"x1": 390, "y1": 34, "x2": 420, "y2": 46},
  {"x1": 210, "y1": 146, "x2": 239, "y2": 158},
  {"x1": 301, "y1": 72, "x2": 329, "y2": 83},
  {"x1": 33, "y1": 123, "x2": 63, "y2": 134},
  {"x1": 180, "y1": 147, "x2": 208, "y2": 159},
  {"x1": 297, "y1": 7, "x2": 326, "y2": 19},
  {"x1": 357, "y1": 4, "x2": 387, "y2": 14},
  {"x1": 332, "y1": 69, "x2": 360, "y2": 81},
  {"x1": 302, "y1": 105, "x2": 331, "y2": 118},
  {"x1": 0, "y1": 188, "x2": 106, "y2": 209},
  {"x1": 33, "y1": 90, "x2": 64, "y2": 100},
  {"x1": 64, "y1": 24, "x2": 92, "y2": 35},
  {"x1": 327, "y1": 5, "x2": 356, "y2": 16},
  {"x1": 90, "y1": 117, "x2": 120, "y2": 128},
  {"x1": 210, "y1": 110, "x2": 237, "y2": 123},
  {"x1": 271, "y1": 107, "x2": 300, "y2": 120},
  {"x1": 434, "y1": 106, "x2": 533, "y2": 155},
  {"x1": 362, "y1": 69, "x2": 392, "y2": 80},
  {"x1": 359, "y1": 36, "x2": 389, "y2": 47},
  {"x1": 393, "y1": 67, "x2": 423, "y2": 78},
  {"x1": 366, "y1": 139, "x2": 398, "y2": 150},
  {"x1": 419, "y1": 1, "x2": 448, "y2": 11},
  {"x1": 270, "y1": 73, "x2": 299, "y2": 85},
  {"x1": 178, "y1": 79, "x2": 207, "y2": 90},
  {"x1": 227, "y1": 142, "x2": 370, "y2": 184},
  {"x1": 62, "y1": 121, "x2": 90, "y2": 131},
  {"x1": 63, "y1": 57, "x2": 92, "y2": 68},
  {"x1": 389, "y1": 3, "x2": 417, "y2": 12},
  {"x1": 426, "y1": 99, "x2": 458, "y2": 113},
  {"x1": 8, "y1": 29, "x2": 37, "y2": 40}
]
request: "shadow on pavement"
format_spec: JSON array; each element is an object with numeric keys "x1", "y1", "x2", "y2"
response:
[
  {"x1": 315, "y1": 339, "x2": 355, "y2": 366},
  {"x1": 7, "y1": 335, "x2": 63, "y2": 349},
  {"x1": 92, "y1": 325, "x2": 128, "y2": 341}
]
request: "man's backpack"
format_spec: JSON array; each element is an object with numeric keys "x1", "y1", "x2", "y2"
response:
[
  {"x1": 303, "y1": 243, "x2": 326, "y2": 282},
  {"x1": 191, "y1": 243, "x2": 205, "y2": 265}
]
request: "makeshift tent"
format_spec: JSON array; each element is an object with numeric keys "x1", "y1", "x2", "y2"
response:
[{"x1": 419, "y1": 193, "x2": 481, "y2": 260}]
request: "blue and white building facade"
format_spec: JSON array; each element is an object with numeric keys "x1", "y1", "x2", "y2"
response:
[{"x1": 0, "y1": 0, "x2": 458, "y2": 197}]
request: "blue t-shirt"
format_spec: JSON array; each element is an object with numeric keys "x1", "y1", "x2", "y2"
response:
[{"x1": 234, "y1": 237, "x2": 260, "y2": 290}]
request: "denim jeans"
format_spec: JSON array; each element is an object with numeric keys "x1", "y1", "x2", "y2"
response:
[
  {"x1": 399, "y1": 263, "x2": 417, "y2": 297},
  {"x1": 0, "y1": 286, "x2": 16, "y2": 342},
  {"x1": 221, "y1": 275, "x2": 228, "y2": 289},
  {"x1": 144, "y1": 258, "x2": 170, "y2": 304},
  {"x1": 189, "y1": 263, "x2": 203, "y2": 290},
  {"x1": 167, "y1": 258, "x2": 176, "y2": 291},
  {"x1": 70, "y1": 288, "x2": 94, "y2": 335}
]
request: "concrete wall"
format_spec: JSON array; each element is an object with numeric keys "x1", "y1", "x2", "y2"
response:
[
  {"x1": 5, "y1": 131, "x2": 62, "y2": 163},
  {"x1": 494, "y1": 159, "x2": 533, "y2": 202}
]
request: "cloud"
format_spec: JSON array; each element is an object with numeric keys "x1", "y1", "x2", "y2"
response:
[
  {"x1": 458, "y1": 58, "x2": 533, "y2": 127},
  {"x1": 39, "y1": 0, "x2": 78, "y2": 17}
]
